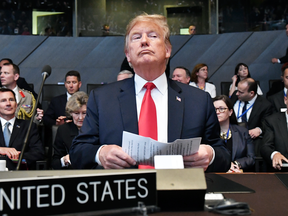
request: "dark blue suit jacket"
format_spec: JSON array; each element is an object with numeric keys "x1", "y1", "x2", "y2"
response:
[
  {"x1": 43, "y1": 94, "x2": 67, "y2": 127},
  {"x1": 70, "y1": 78, "x2": 231, "y2": 171},
  {"x1": 230, "y1": 124, "x2": 255, "y2": 169}
]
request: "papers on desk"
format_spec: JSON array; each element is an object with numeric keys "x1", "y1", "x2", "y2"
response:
[{"x1": 122, "y1": 131, "x2": 201, "y2": 166}]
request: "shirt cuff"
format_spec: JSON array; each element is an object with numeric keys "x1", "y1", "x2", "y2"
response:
[
  {"x1": 257, "y1": 127, "x2": 262, "y2": 135},
  {"x1": 95, "y1": 145, "x2": 106, "y2": 165},
  {"x1": 271, "y1": 151, "x2": 279, "y2": 160},
  {"x1": 278, "y1": 59, "x2": 281, "y2": 63},
  {"x1": 60, "y1": 157, "x2": 69, "y2": 167},
  {"x1": 208, "y1": 145, "x2": 215, "y2": 165}
]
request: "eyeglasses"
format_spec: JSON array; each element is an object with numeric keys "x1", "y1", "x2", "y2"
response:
[{"x1": 215, "y1": 107, "x2": 228, "y2": 113}]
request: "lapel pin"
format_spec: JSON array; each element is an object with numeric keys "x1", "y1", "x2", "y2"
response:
[
  {"x1": 176, "y1": 96, "x2": 181, "y2": 102},
  {"x1": 16, "y1": 125, "x2": 20, "y2": 128}
]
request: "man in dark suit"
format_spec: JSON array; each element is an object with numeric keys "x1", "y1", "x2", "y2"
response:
[
  {"x1": 231, "y1": 78, "x2": 273, "y2": 156},
  {"x1": 0, "y1": 88, "x2": 45, "y2": 169},
  {"x1": 0, "y1": 58, "x2": 38, "y2": 100},
  {"x1": 267, "y1": 64, "x2": 288, "y2": 113},
  {"x1": 42, "y1": 70, "x2": 82, "y2": 127},
  {"x1": 261, "y1": 95, "x2": 288, "y2": 171},
  {"x1": 272, "y1": 23, "x2": 288, "y2": 64},
  {"x1": 70, "y1": 13, "x2": 230, "y2": 172}
]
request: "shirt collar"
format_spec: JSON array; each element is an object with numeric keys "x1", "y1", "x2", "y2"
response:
[
  {"x1": 134, "y1": 72, "x2": 167, "y2": 95},
  {"x1": 243, "y1": 94, "x2": 257, "y2": 105},
  {"x1": 66, "y1": 92, "x2": 72, "y2": 100},
  {"x1": 0, "y1": 116, "x2": 16, "y2": 127}
]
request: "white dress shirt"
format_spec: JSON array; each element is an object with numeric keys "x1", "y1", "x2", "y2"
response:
[
  {"x1": 0, "y1": 116, "x2": 16, "y2": 136},
  {"x1": 234, "y1": 95, "x2": 258, "y2": 123}
]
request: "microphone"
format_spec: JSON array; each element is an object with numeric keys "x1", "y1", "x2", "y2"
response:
[
  {"x1": 41, "y1": 65, "x2": 51, "y2": 79},
  {"x1": 16, "y1": 65, "x2": 52, "y2": 170}
]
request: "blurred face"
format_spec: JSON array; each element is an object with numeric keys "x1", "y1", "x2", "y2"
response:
[
  {"x1": 213, "y1": 100, "x2": 232, "y2": 124},
  {"x1": 0, "y1": 65, "x2": 19, "y2": 89},
  {"x1": 71, "y1": 105, "x2": 87, "y2": 129},
  {"x1": 237, "y1": 65, "x2": 248, "y2": 79},
  {"x1": 236, "y1": 82, "x2": 253, "y2": 101},
  {"x1": 196, "y1": 66, "x2": 208, "y2": 80},
  {"x1": 117, "y1": 73, "x2": 131, "y2": 81},
  {"x1": 189, "y1": 25, "x2": 196, "y2": 35},
  {"x1": 65, "y1": 76, "x2": 82, "y2": 95},
  {"x1": 0, "y1": 91, "x2": 17, "y2": 120},
  {"x1": 172, "y1": 68, "x2": 190, "y2": 84},
  {"x1": 125, "y1": 21, "x2": 171, "y2": 80},
  {"x1": 282, "y1": 68, "x2": 288, "y2": 89}
]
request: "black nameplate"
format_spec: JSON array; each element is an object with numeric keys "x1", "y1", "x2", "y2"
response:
[{"x1": 0, "y1": 172, "x2": 156, "y2": 215}]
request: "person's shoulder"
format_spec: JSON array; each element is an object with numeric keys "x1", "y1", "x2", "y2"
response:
[
  {"x1": 91, "y1": 78, "x2": 134, "y2": 94},
  {"x1": 206, "y1": 82, "x2": 215, "y2": 87},
  {"x1": 170, "y1": 79, "x2": 208, "y2": 97},
  {"x1": 265, "y1": 111, "x2": 284, "y2": 122},
  {"x1": 19, "y1": 88, "x2": 34, "y2": 99}
]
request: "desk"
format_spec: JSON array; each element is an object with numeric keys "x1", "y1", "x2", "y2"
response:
[{"x1": 150, "y1": 173, "x2": 288, "y2": 216}]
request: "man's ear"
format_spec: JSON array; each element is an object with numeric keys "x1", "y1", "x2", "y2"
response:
[
  {"x1": 14, "y1": 73, "x2": 19, "y2": 81},
  {"x1": 78, "y1": 81, "x2": 82, "y2": 88}
]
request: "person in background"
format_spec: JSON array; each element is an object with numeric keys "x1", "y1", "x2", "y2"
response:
[
  {"x1": 213, "y1": 95, "x2": 255, "y2": 173},
  {"x1": 189, "y1": 25, "x2": 196, "y2": 35},
  {"x1": 51, "y1": 91, "x2": 88, "y2": 169},
  {"x1": 172, "y1": 66, "x2": 190, "y2": 84},
  {"x1": 229, "y1": 63, "x2": 262, "y2": 97},
  {"x1": 271, "y1": 23, "x2": 288, "y2": 64},
  {"x1": 190, "y1": 63, "x2": 216, "y2": 98},
  {"x1": 117, "y1": 70, "x2": 133, "y2": 81}
]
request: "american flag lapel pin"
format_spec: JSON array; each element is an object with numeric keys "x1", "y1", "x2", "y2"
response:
[{"x1": 176, "y1": 96, "x2": 181, "y2": 102}]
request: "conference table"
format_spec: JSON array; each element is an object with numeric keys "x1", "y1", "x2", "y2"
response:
[
  {"x1": 1, "y1": 171, "x2": 288, "y2": 215},
  {"x1": 152, "y1": 173, "x2": 288, "y2": 216}
]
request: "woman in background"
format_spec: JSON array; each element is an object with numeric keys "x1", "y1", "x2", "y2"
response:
[
  {"x1": 229, "y1": 63, "x2": 263, "y2": 97},
  {"x1": 190, "y1": 63, "x2": 216, "y2": 97},
  {"x1": 51, "y1": 91, "x2": 88, "y2": 169},
  {"x1": 213, "y1": 95, "x2": 255, "y2": 172}
]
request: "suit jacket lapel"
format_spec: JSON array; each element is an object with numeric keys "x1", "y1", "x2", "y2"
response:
[
  {"x1": 167, "y1": 79, "x2": 184, "y2": 142},
  {"x1": 248, "y1": 96, "x2": 261, "y2": 124},
  {"x1": 118, "y1": 78, "x2": 138, "y2": 134},
  {"x1": 0, "y1": 121, "x2": 5, "y2": 147},
  {"x1": 230, "y1": 125, "x2": 239, "y2": 160},
  {"x1": 9, "y1": 119, "x2": 22, "y2": 146}
]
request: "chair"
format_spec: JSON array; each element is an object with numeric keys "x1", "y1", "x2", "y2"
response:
[
  {"x1": 87, "y1": 84, "x2": 105, "y2": 95},
  {"x1": 41, "y1": 84, "x2": 66, "y2": 112},
  {"x1": 266, "y1": 79, "x2": 283, "y2": 98},
  {"x1": 220, "y1": 82, "x2": 232, "y2": 96}
]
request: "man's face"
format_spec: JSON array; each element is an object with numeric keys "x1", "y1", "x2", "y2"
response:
[
  {"x1": 0, "y1": 91, "x2": 17, "y2": 120},
  {"x1": 189, "y1": 26, "x2": 196, "y2": 35},
  {"x1": 125, "y1": 21, "x2": 171, "y2": 78},
  {"x1": 236, "y1": 82, "x2": 253, "y2": 101},
  {"x1": 0, "y1": 65, "x2": 19, "y2": 89},
  {"x1": 65, "y1": 76, "x2": 82, "y2": 95},
  {"x1": 172, "y1": 68, "x2": 190, "y2": 84},
  {"x1": 282, "y1": 68, "x2": 288, "y2": 89},
  {"x1": 117, "y1": 73, "x2": 131, "y2": 81}
]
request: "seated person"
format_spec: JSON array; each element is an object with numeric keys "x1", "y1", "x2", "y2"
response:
[
  {"x1": 213, "y1": 95, "x2": 255, "y2": 172},
  {"x1": 43, "y1": 70, "x2": 82, "y2": 127},
  {"x1": 229, "y1": 63, "x2": 263, "y2": 97},
  {"x1": 189, "y1": 63, "x2": 216, "y2": 98},
  {"x1": 117, "y1": 70, "x2": 133, "y2": 81},
  {"x1": 0, "y1": 58, "x2": 38, "y2": 100},
  {"x1": 267, "y1": 64, "x2": 288, "y2": 113},
  {"x1": 261, "y1": 93, "x2": 288, "y2": 171},
  {"x1": 0, "y1": 63, "x2": 43, "y2": 124},
  {"x1": 51, "y1": 91, "x2": 88, "y2": 169},
  {"x1": 172, "y1": 66, "x2": 191, "y2": 84},
  {"x1": 0, "y1": 88, "x2": 44, "y2": 169}
]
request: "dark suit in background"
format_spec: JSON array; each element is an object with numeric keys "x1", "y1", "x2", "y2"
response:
[
  {"x1": 0, "y1": 118, "x2": 45, "y2": 169},
  {"x1": 260, "y1": 112, "x2": 288, "y2": 168},
  {"x1": 230, "y1": 124, "x2": 255, "y2": 170},
  {"x1": 70, "y1": 78, "x2": 231, "y2": 172},
  {"x1": 51, "y1": 122, "x2": 78, "y2": 169},
  {"x1": 231, "y1": 93, "x2": 273, "y2": 156},
  {"x1": 43, "y1": 94, "x2": 67, "y2": 127},
  {"x1": 267, "y1": 90, "x2": 286, "y2": 113}
]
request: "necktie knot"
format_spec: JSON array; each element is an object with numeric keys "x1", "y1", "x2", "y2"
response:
[{"x1": 144, "y1": 82, "x2": 156, "y2": 91}]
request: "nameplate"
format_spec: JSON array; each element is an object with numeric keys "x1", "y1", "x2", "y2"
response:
[{"x1": 0, "y1": 170, "x2": 157, "y2": 215}]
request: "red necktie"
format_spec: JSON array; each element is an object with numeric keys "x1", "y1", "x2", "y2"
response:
[{"x1": 138, "y1": 82, "x2": 157, "y2": 169}]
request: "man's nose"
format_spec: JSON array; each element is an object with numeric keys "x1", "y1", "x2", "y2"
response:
[{"x1": 141, "y1": 34, "x2": 149, "y2": 46}]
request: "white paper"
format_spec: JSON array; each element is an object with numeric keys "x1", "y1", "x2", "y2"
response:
[{"x1": 122, "y1": 131, "x2": 201, "y2": 166}]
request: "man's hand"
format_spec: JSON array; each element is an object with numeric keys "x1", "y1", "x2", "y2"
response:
[
  {"x1": 63, "y1": 154, "x2": 71, "y2": 166},
  {"x1": 56, "y1": 116, "x2": 67, "y2": 126},
  {"x1": 227, "y1": 162, "x2": 242, "y2": 173},
  {"x1": 36, "y1": 108, "x2": 44, "y2": 121},
  {"x1": 272, "y1": 153, "x2": 288, "y2": 170},
  {"x1": 231, "y1": 75, "x2": 238, "y2": 83},
  {"x1": 99, "y1": 145, "x2": 136, "y2": 169},
  {"x1": 249, "y1": 128, "x2": 261, "y2": 139},
  {"x1": 183, "y1": 144, "x2": 213, "y2": 171},
  {"x1": 271, "y1": 58, "x2": 278, "y2": 64},
  {"x1": 0, "y1": 147, "x2": 20, "y2": 159}
]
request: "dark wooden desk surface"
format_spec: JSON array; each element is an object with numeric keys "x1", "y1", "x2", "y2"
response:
[{"x1": 150, "y1": 173, "x2": 288, "y2": 216}]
